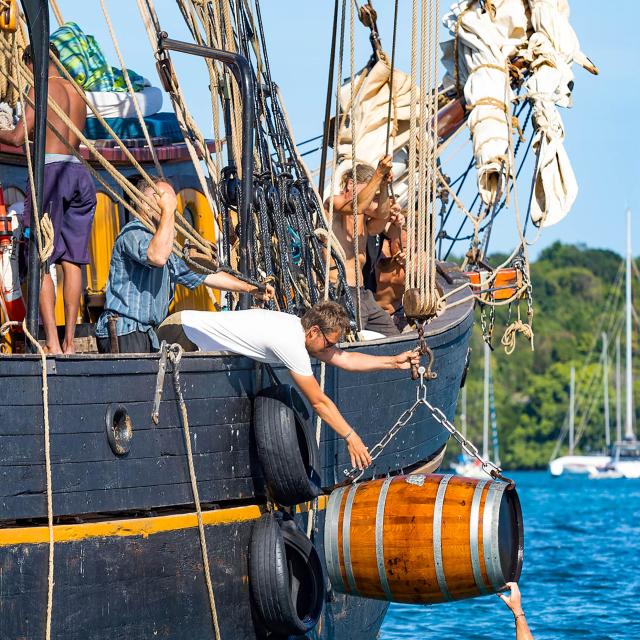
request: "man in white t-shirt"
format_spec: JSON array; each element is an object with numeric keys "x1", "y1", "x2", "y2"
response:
[{"x1": 158, "y1": 300, "x2": 420, "y2": 471}]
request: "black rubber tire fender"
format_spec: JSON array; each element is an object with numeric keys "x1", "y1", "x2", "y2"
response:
[
  {"x1": 253, "y1": 385, "x2": 321, "y2": 506},
  {"x1": 249, "y1": 512, "x2": 324, "y2": 636}
]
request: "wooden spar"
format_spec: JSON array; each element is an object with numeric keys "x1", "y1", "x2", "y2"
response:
[
  {"x1": 436, "y1": 97, "x2": 466, "y2": 141},
  {"x1": 20, "y1": 0, "x2": 49, "y2": 346}
]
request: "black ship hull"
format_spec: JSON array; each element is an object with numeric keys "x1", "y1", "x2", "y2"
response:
[{"x1": 1, "y1": 296, "x2": 473, "y2": 638}]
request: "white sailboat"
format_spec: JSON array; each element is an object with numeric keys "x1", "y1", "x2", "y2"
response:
[
  {"x1": 452, "y1": 342, "x2": 499, "y2": 478},
  {"x1": 549, "y1": 366, "x2": 610, "y2": 476},
  {"x1": 590, "y1": 210, "x2": 640, "y2": 479}
]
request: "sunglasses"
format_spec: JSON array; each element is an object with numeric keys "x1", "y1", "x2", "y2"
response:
[{"x1": 317, "y1": 326, "x2": 339, "y2": 350}]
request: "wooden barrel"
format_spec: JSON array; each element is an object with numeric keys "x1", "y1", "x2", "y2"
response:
[{"x1": 324, "y1": 474, "x2": 523, "y2": 604}]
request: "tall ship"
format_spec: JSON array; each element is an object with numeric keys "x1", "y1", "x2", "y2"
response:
[{"x1": 0, "y1": 0, "x2": 592, "y2": 637}]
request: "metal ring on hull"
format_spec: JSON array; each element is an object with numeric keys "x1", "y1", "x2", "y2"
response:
[
  {"x1": 483, "y1": 482, "x2": 507, "y2": 591},
  {"x1": 375, "y1": 477, "x2": 394, "y2": 600},
  {"x1": 469, "y1": 479, "x2": 490, "y2": 595},
  {"x1": 342, "y1": 484, "x2": 360, "y2": 595},
  {"x1": 433, "y1": 474, "x2": 453, "y2": 601},
  {"x1": 325, "y1": 486, "x2": 347, "y2": 593}
]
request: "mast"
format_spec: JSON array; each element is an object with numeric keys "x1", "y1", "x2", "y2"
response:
[
  {"x1": 569, "y1": 366, "x2": 575, "y2": 455},
  {"x1": 489, "y1": 365, "x2": 500, "y2": 466},
  {"x1": 460, "y1": 385, "x2": 467, "y2": 439},
  {"x1": 616, "y1": 334, "x2": 622, "y2": 442},
  {"x1": 21, "y1": 0, "x2": 50, "y2": 346},
  {"x1": 625, "y1": 209, "x2": 635, "y2": 440},
  {"x1": 602, "y1": 332, "x2": 610, "y2": 448},
  {"x1": 483, "y1": 341, "x2": 490, "y2": 459}
]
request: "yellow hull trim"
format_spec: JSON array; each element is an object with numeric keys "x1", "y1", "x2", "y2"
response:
[{"x1": 0, "y1": 496, "x2": 328, "y2": 547}]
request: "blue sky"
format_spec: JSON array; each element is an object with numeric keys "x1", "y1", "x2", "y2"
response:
[{"x1": 54, "y1": 1, "x2": 638, "y2": 259}]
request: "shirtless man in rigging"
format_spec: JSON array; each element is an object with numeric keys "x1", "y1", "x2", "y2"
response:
[
  {"x1": 0, "y1": 43, "x2": 96, "y2": 354},
  {"x1": 325, "y1": 155, "x2": 399, "y2": 336},
  {"x1": 374, "y1": 210, "x2": 407, "y2": 331}
]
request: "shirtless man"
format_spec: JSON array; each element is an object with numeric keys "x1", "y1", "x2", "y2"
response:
[
  {"x1": 0, "y1": 44, "x2": 96, "y2": 354},
  {"x1": 326, "y1": 156, "x2": 399, "y2": 336},
  {"x1": 375, "y1": 210, "x2": 407, "y2": 330}
]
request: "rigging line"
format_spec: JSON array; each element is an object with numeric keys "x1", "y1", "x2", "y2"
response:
[
  {"x1": 405, "y1": 0, "x2": 419, "y2": 293},
  {"x1": 318, "y1": 0, "x2": 341, "y2": 199},
  {"x1": 384, "y1": 0, "x2": 399, "y2": 157},
  {"x1": 349, "y1": 0, "x2": 362, "y2": 332},
  {"x1": 438, "y1": 100, "x2": 530, "y2": 239},
  {"x1": 0, "y1": 46, "x2": 214, "y2": 264},
  {"x1": 552, "y1": 267, "x2": 626, "y2": 453},
  {"x1": 99, "y1": 0, "x2": 164, "y2": 178},
  {"x1": 442, "y1": 110, "x2": 534, "y2": 260}
]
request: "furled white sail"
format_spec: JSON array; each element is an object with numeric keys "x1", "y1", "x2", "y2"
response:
[
  {"x1": 524, "y1": 0, "x2": 596, "y2": 227},
  {"x1": 442, "y1": 0, "x2": 528, "y2": 206},
  {"x1": 331, "y1": 58, "x2": 416, "y2": 209},
  {"x1": 441, "y1": 0, "x2": 595, "y2": 225}
]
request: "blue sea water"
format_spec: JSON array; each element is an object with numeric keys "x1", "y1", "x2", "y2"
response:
[{"x1": 379, "y1": 471, "x2": 640, "y2": 640}]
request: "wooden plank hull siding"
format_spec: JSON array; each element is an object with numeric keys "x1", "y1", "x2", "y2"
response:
[
  {"x1": 0, "y1": 507, "x2": 388, "y2": 640},
  {"x1": 0, "y1": 307, "x2": 473, "y2": 521}
]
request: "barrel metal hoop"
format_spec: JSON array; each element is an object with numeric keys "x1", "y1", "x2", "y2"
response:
[
  {"x1": 483, "y1": 482, "x2": 507, "y2": 591},
  {"x1": 469, "y1": 479, "x2": 490, "y2": 595},
  {"x1": 325, "y1": 486, "x2": 348, "y2": 593},
  {"x1": 342, "y1": 483, "x2": 360, "y2": 596},
  {"x1": 375, "y1": 476, "x2": 394, "y2": 600},
  {"x1": 433, "y1": 474, "x2": 454, "y2": 601}
]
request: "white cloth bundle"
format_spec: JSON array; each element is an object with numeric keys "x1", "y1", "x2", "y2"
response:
[
  {"x1": 0, "y1": 102, "x2": 14, "y2": 131},
  {"x1": 85, "y1": 85, "x2": 163, "y2": 120}
]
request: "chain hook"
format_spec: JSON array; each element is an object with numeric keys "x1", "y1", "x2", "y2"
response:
[{"x1": 411, "y1": 322, "x2": 438, "y2": 381}]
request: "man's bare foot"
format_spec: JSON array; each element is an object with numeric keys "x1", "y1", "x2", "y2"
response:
[
  {"x1": 62, "y1": 340, "x2": 76, "y2": 355},
  {"x1": 44, "y1": 344, "x2": 63, "y2": 355}
]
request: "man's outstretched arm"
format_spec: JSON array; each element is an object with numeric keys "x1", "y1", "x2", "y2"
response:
[
  {"x1": 317, "y1": 346, "x2": 419, "y2": 373},
  {"x1": 290, "y1": 370, "x2": 372, "y2": 470},
  {"x1": 499, "y1": 582, "x2": 534, "y2": 640}
]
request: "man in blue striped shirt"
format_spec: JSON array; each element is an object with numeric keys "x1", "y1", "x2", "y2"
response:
[{"x1": 95, "y1": 177, "x2": 273, "y2": 353}]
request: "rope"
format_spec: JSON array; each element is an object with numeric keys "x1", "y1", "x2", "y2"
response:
[
  {"x1": 404, "y1": 0, "x2": 441, "y2": 320},
  {"x1": 1, "y1": 318, "x2": 55, "y2": 640},
  {"x1": 49, "y1": 0, "x2": 65, "y2": 27},
  {"x1": 166, "y1": 343, "x2": 222, "y2": 639},
  {"x1": 384, "y1": 0, "x2": 399, "y2": 155},
  {"x1": 0, "y1": 37, "x2": 218, "y2": 268},
  {"x1": 99, "y1": 0, "x2": 164, "y2": 177},
  {"x1": 0, "y1": 13, "x2": 24, "y2": 106},
  {"x1": 12, "y1": 33, "x2": 53, "y2": 264},
  {"x1": 4, "y1": 29, "x2": 204, "y2": 244},
  {"x1": 309, "y1": 0, "x2": 347, "y2": 537},
  {"x1": 349, "y1": 0, "x2": 362, "y2": 332},
  {"x1": 405, "y1": 0, "x2": 418, "y2": 294},
  {"x1": 500, "y1": 312, "x2": 534, "y2": 355}
]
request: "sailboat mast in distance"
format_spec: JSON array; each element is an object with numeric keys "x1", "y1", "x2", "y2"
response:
[
  {"x1": 625, "y1": 209, "x2": 635, "y2": 440},
  {"x1": 616, "y1": 334, "x2": 622, "y2": 442},
  {"x1": 461, "y1": 385, "x2": 467, "y2": 439},
  {"x1": 483, "y1": 341, "x2": 490, "y2": 460},
  {"x1": 603, "y1": 332, "x2": 610, "y2": 448},
  {"x1": 569, "y1": 366, "x2": 575, "y2": 454}
]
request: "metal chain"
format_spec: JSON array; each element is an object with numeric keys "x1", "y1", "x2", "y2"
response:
[
  {"x1": 344, "y1": 366, "x2": 514, "y2": 486},
  {"x1": 480, "y1": 304, "x2": 495, "y2": 344}
]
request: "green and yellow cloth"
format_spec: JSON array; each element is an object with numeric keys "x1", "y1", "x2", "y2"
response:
[{"x1": 51, "y1": 22, "x2": 146, "y2": 92}]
